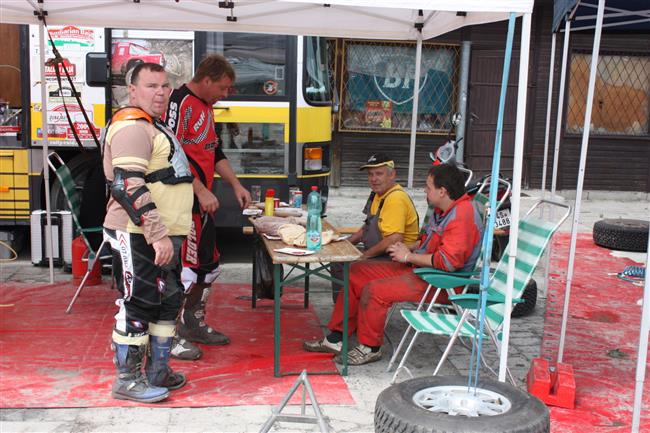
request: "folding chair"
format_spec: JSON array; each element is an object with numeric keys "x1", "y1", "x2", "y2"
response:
[
  {"x1": 47, "y1": 152, "x2": 110, "y2": 314},
  {"x1": 388, "y1": 198, "x2": 570, "y2": 384},
  {"x1": 384, "y1": 176, "x2": 510, "y2": 357}
]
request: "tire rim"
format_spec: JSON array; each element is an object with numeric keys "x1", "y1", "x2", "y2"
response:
[{"x1": 412, "y1": 385, "x2": 512, "y2": 417}]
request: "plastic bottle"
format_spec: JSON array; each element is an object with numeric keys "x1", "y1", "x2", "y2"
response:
[
  {"x1": 264, "y1": 188, "x2": 275, "y2": 216},
  {"x1": 306, "y1": 186, "x2": 322, "y2": 251}
]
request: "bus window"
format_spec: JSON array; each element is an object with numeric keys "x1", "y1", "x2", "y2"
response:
[
  {"x1": 217, "y1": 122, "x2": 285, "y2": 175},
  {"x1": 303, "y1": 36, "x2": 331, "y2": 105},
  {"x1": 205, "y1": 32, "x2": 287, "y2": 97}
]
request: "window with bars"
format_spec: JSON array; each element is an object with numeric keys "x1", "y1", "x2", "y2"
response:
[
  {"x1": 338, "y1": 40, "x2": 460, "y2": 135},
  {"x1": 566, "y1": 51, "x2": 649, "y2": 136}
]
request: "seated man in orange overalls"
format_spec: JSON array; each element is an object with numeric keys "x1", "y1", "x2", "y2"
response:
[{"x1": 304, "y1": 163, "x2": 484, "y2": 366}]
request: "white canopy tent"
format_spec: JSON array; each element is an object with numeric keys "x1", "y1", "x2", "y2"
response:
[
  {"x1": 1, "y1": 0, "x2": 534, "y2": 383},
  {"x1": 540, "y1": 1, "x2": 649, "y2": 431}
]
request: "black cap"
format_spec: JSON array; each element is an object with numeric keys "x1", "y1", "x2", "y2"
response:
[{"x1": 360, "y1": 153, "x2": 395, "y2": 170}]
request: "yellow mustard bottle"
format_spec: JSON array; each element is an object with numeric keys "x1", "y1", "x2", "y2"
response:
[{"x1": 264, "y1": 188, "x2": 275, "y2": 216}]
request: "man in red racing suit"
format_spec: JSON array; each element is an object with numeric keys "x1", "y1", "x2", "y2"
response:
[
  {"x1": 164, "y1": 55, "x2": 251, "y2": 360},
  {"x1": 304, "y1": 163, "x2": 483, "y2": 366}
]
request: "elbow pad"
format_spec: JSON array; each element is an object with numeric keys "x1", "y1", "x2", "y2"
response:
[{"x1": 110, "y1": 168, "x2": 156, "y2": 226}]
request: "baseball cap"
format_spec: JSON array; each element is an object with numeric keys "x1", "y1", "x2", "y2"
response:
[{"x1": 360, "y1": 153, "x2": 395, "y2": 170}]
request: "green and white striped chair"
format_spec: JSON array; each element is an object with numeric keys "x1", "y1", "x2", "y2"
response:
[
  {"x1": 389, "y1": 199, "x2": 570, "y2": 384},
  {"x1": 47, "y1": 152, "x2": 109, "y2": 314}
]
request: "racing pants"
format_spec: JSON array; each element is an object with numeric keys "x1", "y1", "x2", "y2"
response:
[
  {"x1": 327, "y1": 260, "x2": 454, "y2": 347},
  {"x1": 106, "y1": 229, "x2": 184, "y2": 338}
]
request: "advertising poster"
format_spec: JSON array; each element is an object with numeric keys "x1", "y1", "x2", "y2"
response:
[
  {"x1": 110, "y1": 30, "x2": 194, "y2": 107},
  {"x1": 30, "y1": 25, "x2": 104, "y2": 147},
  {"x1": 365, "y1": 100, "x2": 392, "y2": 128}
]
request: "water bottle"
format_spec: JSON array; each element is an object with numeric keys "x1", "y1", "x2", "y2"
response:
[{"x1": 306, "y1": 186, "x2": 322, "y2": 251}]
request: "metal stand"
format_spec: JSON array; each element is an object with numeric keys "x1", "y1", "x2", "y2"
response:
[{"x1": 259, "y1": 370, "x2": 330, "y2": 433}]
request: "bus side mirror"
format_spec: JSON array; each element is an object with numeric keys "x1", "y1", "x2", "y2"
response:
[{"x1": 86, "y1": 52, "x2": 109, "y2": 87}]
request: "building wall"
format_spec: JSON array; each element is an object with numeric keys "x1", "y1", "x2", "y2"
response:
[
  {"x1": 332, "y1": 0, "x2": 650, "y2": 192},
  {"x1": 525, "y1": 4, "x2": 650, "y2": 192}
]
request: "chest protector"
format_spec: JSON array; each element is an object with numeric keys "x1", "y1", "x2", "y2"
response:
[
  {"x1": 107, "y1": 107, "x2": 193, "y2": 226},
  {"x1": 110, "y1": 107, "x2": 193, "y2": 185}
]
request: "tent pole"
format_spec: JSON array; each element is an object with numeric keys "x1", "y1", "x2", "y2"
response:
[
  {"x1": 407, "y1": 30, "x2": 422, "y2": 189},
  {"x1": 541, "y1": 32, "x2": 556, "y2": 198},
  {"x1": 540, "y1": 32, "x2": 557, "y2": 300},
  {"x1": 455, "y1": 41, "x2": 471, "y2": 164},
  {"x1": 551, "y1": 20, "x2": 571, "y2": 195},
  {"x1": 498, "y1": 11, "x2": 532, "y2": 382},
  {"x1": 557, "y1": 0, "x2": 605, "y2": 364},
  {"x1": 39, "y1": 18, "x2": 54, "y2": 284},
  {"x1": 631, "y1": 232, "x2": 650, "y2": 433}
]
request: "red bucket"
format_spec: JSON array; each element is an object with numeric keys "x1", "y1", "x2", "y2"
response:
[{"x1": 71, "y1": 236, "x2": 102, "y2": 286}]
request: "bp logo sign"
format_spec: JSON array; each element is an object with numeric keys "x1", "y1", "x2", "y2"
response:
[
  {"x1": 372, "y1": 55, "x2": 428, "y2": 106},
  {"x1": 346, "y1": 46, "x2": 453, "y2": 115}
]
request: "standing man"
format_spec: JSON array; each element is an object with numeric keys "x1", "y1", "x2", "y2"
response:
[
  {"x1": 165, "y1": 55, "x2": 251, "y2": 360},
  {"x1": 103, "y1": 63, "x2": 194, "y2": 402}
]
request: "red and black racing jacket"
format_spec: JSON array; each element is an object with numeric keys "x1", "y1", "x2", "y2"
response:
[
  {"x1": 163, "y1": 84, "x2": 227, "y2": 191},
  {"x1": 415, "y1": 193, "x2": 484, "y2": 272}
]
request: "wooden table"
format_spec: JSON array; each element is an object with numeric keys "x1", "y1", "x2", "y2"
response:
[{"x1": 253, "y1": 219, "x2": 362, "y2": 377}]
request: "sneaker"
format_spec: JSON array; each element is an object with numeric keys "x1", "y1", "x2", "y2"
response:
[
  {"x1": 170, "y1": 337, "x2": 202, "y2": 361},
  {"x1": 303, "y1": 337, "x2": 342, "y2": 355},
  {"x1": 335, "y1": 344, "x2": 382, "y2": 366}
]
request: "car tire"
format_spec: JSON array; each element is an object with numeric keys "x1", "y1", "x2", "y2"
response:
[
  {"x1": 512, "y1": 278, "x2": 537, "y2": 318},
  {"x1": 593, "y1": 219, "x2": 648, "y2": 253},
  {"x1": 466, "y1": 278, "x2": 536, "y2": 317},
  {"x1": 375, "y1": 376, "x2": 549, "y2": 433},
  {"x1": 492, "y1": 233, "x2": 509, "y2": 262},
  {"x1": 49, "y1": 153, "x2": 100, "y2": 213}
]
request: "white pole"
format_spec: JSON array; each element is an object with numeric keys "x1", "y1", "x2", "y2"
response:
[
  {"x1": 551, "y1": 19, "x2": 571, "y2": 196},
  {"x1": 540, "y1": 32, "x2": 557, "y2": 300},
  {"x1": 407, "y1": 31, "x2": 423, "y2": 189},
  {"x1": 498, "y1": 11, "x2": 532, "y2": 382},
  {"x1": 631, "y1": 230, "x2": 650, "y2": 433},
  {"x1": 557, "y1": 0, "x2": 605, "y2": 363},
  {"x1": 541, "y1": 32, "x2": 556, "y2": 197},
  {"x1": 39, "y1": 18, "x2": 55, "y2": 284}
]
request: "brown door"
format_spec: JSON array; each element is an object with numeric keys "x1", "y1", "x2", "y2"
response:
[{"x1": 464, "y1": 49, "x2": 521, "y2": 180}]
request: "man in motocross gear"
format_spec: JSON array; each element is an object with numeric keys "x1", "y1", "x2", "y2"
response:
[
  {"x1": 103, "y1": 63, "x2": 193, "y2": 403},
  {"x1": 164, "y1": 54, "x2": 251, "y2": 360}
]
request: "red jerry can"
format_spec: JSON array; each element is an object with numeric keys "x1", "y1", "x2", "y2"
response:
[{"x1": 71, "y1": 236, "x2": 102, "y2": 286}]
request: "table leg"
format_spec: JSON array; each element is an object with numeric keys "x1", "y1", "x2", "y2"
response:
[
  {"x1": 342, "y1": 261, "x2": 349, "y2": 376},
  {"x1": 252, "y1": 235, "x2": 258, "y2": 309},
  {"x1": 304, "y1": 262, "x2": 310, "y2": 309},
  {"x1": 273, "y1": 263, "x2": 282, "y2": 377}
]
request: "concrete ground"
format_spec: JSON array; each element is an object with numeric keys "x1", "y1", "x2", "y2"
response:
[{"x1": 0, "y1": 187, "x2": 647, "y2": 433}]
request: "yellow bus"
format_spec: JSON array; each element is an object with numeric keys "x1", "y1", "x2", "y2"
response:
[{"x1": 1, "y1": 25, "x2": 331, "y2": 231}]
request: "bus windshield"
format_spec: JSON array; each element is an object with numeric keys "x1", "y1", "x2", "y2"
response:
[{"x1": 303, "y1": 37, "x2": 331, "y2": 105}]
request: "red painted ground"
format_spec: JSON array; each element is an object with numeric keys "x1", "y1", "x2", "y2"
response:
[
  {"x1": 542, "y1": 233, "x2": 649, "y2": 432},
  {"x1": 0, "y1": 282, "x2": 353, "y2": 408}
]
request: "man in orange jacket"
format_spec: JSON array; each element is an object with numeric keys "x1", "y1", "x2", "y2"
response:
[{"x1": 304, "y1": 163, "x2": 483, "y2": 365}]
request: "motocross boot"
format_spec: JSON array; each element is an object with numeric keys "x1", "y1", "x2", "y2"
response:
[
  {"x1": 112, "y1": 343, "x2": 169, "y2": 403},
  {"x1": 178, "y1": 284, "x2": 230, "y2": 346},
  {"x1": 146, "y1": 331, "x2": 187, "y2": 390}
]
